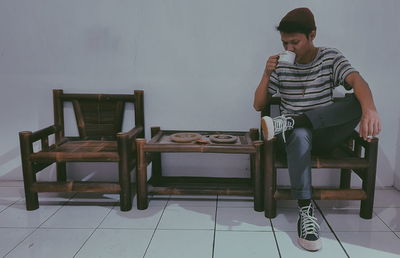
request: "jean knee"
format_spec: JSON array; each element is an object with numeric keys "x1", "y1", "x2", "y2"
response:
[
  {"x1": 285, "y1": 128, "x2": 312, "y2": 155},
  {"x1": 288, "y1": 128, "x2": 312, "y2": 143}
]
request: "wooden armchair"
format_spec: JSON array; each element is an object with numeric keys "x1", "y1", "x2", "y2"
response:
[
  {"x1": 262, "y1": 97, "x2": 378, "y2": 219},
  {"x1": 19, "y1": 89, "x2": 144, "y2": 211}
]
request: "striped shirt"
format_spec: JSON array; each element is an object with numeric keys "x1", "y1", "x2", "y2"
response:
[{"x1": 268, "y1": 47, "x2": 358, "y2": 114}]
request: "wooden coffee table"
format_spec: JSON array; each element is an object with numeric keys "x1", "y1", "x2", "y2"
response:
[{"x1": 135, "y1": 127, "x2": 263, "y2": 211}]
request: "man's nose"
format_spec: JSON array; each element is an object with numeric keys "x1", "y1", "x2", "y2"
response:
[{"x1": 286, "y1": 45, "x2": 295, "y2": 52}]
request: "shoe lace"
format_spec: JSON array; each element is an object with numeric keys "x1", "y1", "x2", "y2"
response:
[
  {"x1": 299, "y1": 205, "x2": 320, "y2": 238},
  {"x1": 273, "y1": 115, "x2": 295, "y2": 142}
]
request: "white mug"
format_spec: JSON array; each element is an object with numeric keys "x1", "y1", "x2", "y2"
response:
[{"x1": 279, "y1": 51, "x2": 296, "y2": 65}]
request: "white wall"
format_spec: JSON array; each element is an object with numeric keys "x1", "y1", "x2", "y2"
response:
[{"x1": 0, "y1": 0, "x2": 399, "y2": 188}]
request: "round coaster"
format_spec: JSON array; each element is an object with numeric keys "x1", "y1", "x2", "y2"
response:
[
  {"x1": 170, "y1": 133, "x2": 202, "y2": 143},
  {"x1": 209, "y1": 134, "x2": 237, "y2": 144}
]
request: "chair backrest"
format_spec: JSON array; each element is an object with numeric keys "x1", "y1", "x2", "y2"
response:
[
  {"x1": 261, "y1": 96, "x2": 281, "y2": 118},
  {"x1": 53, "y1": 89, "x2": 144, "y2": 141}
]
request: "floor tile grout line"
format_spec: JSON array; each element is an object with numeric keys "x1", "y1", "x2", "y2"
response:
[
  {"x1": 71, "y1": 229, "x2": 102, "y2": 257},
  {"x1": 73, "y1": 201, "x2": 117, "y2": 257},
  {"x1": 27, "y1": 193, "x2": 76, "y2": 227},
  {"x1": 142, "y1": 195, "x2": 170, "y2": 258},
  {"x1": 374, "y1": 209, "x2": 400, "y2": 238},
  {"x1": 12, "y1": 226, "x2": 375, "y2": 232},
  {"x1": 3, "y1": 226, "x2": 38, "y2": 257},
  {"x1": 319, "y1": 204, "x2": 397, "y2": 234},
  {"x1": 3, "y1": 193, "x2": 77, "y2": 257},
  {"x1": 0, "y1": 226, "x2": 37, "y2": 229},
  {"x1": 313, "y1": 200, "x2": 350, "y2": 258},
  {"x1": 321, "y1": 230, "x2": 398, "y2": 233},
  {"x1": 3, "y1": 191, "x2": 400, "y2": 257},
  {"x1": 270, "y1": 218, "x2": 283, "y2": 258},
  {"x1": 211, "y1": 195, "x2": 219, "y2": 258},
  {"x1": 36, "y1": 192, "x2": 79, "y2": 227},
  {"x1": 142, "y1": 228, "x2": 215, "y2": 231},
  {"x1": 0, "y1": 197, "x2": 22, "y2": 214},
  {"x1": 214, "y1": 229, "x2": 274, "y2": 232}
]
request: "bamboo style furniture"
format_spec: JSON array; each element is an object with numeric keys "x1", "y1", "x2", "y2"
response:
[
  {"x1": 19, "y1": 89, "x2": 144, "y2": 211},
  {"x1": 262, "y1": 97, "x2": 379, "y2": 219},
  {"x1": 135, "y1": 127, "x2": 264, "y2": 211}
]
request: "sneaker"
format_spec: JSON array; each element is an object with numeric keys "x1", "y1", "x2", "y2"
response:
[
  {"x1": 261, "y1": 115, "x2": 295, "y2": 142},
  {"x1": 297, "y1": 203, "x2": 322, "y2": 251}
]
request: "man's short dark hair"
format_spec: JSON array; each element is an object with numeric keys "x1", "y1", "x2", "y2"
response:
[{"x1": 277, "y1": 8, "x2": 316, "y2": 37}]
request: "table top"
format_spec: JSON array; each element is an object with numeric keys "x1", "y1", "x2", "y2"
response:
[{"x1": 140, "y1": 129, "x2": 262, "y2": 154}]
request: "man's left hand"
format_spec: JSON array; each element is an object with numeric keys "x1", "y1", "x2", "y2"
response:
[{"x1": 359, "y1": 108, "x2": 382, "y2": 141}]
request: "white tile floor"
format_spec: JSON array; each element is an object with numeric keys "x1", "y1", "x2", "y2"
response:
[{"x1": 0, "y1": 182, "x2": 400, "y2": 258}]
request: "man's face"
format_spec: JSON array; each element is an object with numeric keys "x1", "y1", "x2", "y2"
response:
[{"x1": 280, "y1": 31, "x2": 315, "y2": 63}]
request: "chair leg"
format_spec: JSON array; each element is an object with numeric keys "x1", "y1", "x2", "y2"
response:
[
  {"x1": 22, "y1": 161, "x2": 39, "y2": 211},
  {"x1": 56, "y1": 162, "x2": 67, "y2": 182},
  {"x1": 119, "y1": 164, "x2": 132, "y2": 212},
  {"x1": 19, "y1": 132, "x2": 39, "y2": 210},
  {"x1": 264, "y1": 141, "x2": 276, "y2": 218},
  {"x1": 264, "y1": 167, "x2": 277, "y2": 218},
  {"x1": 340, "y1": 168, "x2": 351, "y2": 189},
  {"x1": 360, "y1": 141, "x2": 378, "y2": 219},
  {"x1": 118, "y1": 136, "x2": 132, "y2": 212},
  {"x1": 360, "y1": 168, "x2": 376, "y2": 219}
]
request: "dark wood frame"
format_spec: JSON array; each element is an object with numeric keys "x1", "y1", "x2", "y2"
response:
[
  {"x1": 19, "y1": 89, "x2": 144, "y2": 211},
  {"x1": 135, "y1": 127, "x2": 264, "y2": 211},
  {"x1": 262, "y1": 97, "x2": 379, "y2": 219}
]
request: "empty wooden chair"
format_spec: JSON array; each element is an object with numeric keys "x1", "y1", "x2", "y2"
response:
[
  {"x1": 262, "y1": 97, "x2": 378, "y2": 219},
  {"x1": 19, "y1": 89, "x2": 144, "y2": 211}
]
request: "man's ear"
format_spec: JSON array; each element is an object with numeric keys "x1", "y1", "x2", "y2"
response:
[{"x1": 309, "y1": 30, "x2": 316, "y2": 40}]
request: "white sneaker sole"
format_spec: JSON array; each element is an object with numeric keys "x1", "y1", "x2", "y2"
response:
[
  {"x1": 261, "y1": 116, "x2": 274, "y2": 141},
  {"x1": 298, "y1": 237, "x2": 322, "y2": 252}
]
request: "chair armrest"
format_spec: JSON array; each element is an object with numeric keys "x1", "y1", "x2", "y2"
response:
[
  {"x1": 19, "y1": 125, "x2": 61, "y2": 154},
  {"x1": 117, "y1": 126, "x2": 144, "y2": 156},
  {"x1": 349, "y1": 131, "x2": 379, "y2": 148},
  {"x1": 19, "y1": 125, "x2": 60, "y2": 143},
  {"x1": 341, "y1": 131, "x2": 378, "y2": 161},
  {"x1": 117, "y1": 126, "x2": 144, "y2": 141},
  {"x1": 115, "y1": 126, "x2": 144, "y2": 170}
]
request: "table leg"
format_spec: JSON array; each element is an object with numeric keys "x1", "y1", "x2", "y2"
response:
[
  {"x1": 264, "y1": 140, "x2": 276, "y2": 218},
  {"x1": 136, "y1": 138, "x2": 148, "y2": 210}
]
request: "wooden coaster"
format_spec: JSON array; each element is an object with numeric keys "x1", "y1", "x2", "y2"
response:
[
  {"x1": 209, "y1": 134, "x2": 237, "y2": 144},
  {"x1": 170, "y1": 133, "x2": 202, "y2": 143}
]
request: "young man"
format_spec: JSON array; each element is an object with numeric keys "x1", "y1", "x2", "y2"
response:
[{"x1": 253, "y1": 8, "x2": 381, "y2": 251}]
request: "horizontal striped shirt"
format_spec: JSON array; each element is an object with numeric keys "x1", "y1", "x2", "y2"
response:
[{"x1": 268, "y1": 47, "x2": 357, "y2": 114}]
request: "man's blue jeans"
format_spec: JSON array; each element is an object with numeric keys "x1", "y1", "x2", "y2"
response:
[{"x1": 277, "y1": 94, "x2": 362, "y2": 199}]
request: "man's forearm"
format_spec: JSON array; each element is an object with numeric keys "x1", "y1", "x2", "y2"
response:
[
  {"x1": 253, "y1": 74, "x2": 271, "y2": 111},
  {"x1": 346, "y1": 72, "x2": 381, "y2": 139}
]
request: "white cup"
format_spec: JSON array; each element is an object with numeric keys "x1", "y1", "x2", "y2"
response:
[{"x1": 279, "y1": 51, "x2": 296, "y2": 65}]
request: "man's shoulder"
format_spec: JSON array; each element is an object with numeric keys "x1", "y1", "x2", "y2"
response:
[
  {"x1": 319, "y1": 47, "x2": 343, "y2": 57},
  {"x1": 319, "y1": 47, "x2": 344, "y2": 57}
]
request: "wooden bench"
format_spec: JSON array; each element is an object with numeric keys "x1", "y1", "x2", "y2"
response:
[
  {"x1": 19, "y1": 89, "x2": 144, "y2": 211},
  {"x1": 262, "y1": 97, "x2": 378, "y2": 219}
]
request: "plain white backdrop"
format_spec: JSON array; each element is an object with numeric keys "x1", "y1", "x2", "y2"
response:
[{"x1": 0, "y1": 0, "x2": 399, "y2": 189}]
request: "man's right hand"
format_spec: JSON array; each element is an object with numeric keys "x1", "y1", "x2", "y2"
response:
[{"x1": 264, "y1": 55, "x2": 279, "y2": 77}]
